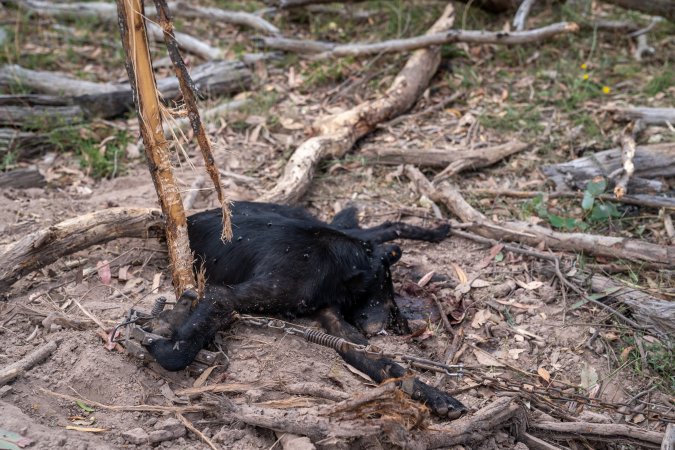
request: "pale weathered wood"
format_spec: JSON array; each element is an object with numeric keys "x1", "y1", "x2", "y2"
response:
[
  {"x1": 542, "y1": 143, "x2": 674, "y2": 194},
  {"x1": 0, "y1": 340, "x2": 58, "y2": 386},
  {"x1": 259, "y1": 3, "x2": 457, "y2": 203},
  {"x1": 363, "y1": 141, "x2": 529, "y2": 171},
  {"x1": 0, "y1": 166, "x2": 45, "y2": 189},
  {"x1": 257, "y1": 22, "x2": 578, "y2": 59},
  {"x1": 530, "y1": 421, "x2": 663, "y2": 448},
  {"x1": 405, "y1": 166, "x2": 675, "y2": 266},
  {"x1": 0, "y1": 62, "x2": 252, "y2": 117},
  {"x1": 611, "y1": 107, "x2": 675, "y2": 126},
  {"x1": 0, "y1": 128, "x2": 52, "y2": 160},
  {"x1": 8, "y1": 0, "x2": 280, "y2": 34},
  {"x1": 0, "y1": 208, "x2": 164, "y2": 292}
]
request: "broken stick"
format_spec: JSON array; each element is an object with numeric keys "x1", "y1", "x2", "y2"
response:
[
  {"x1": 0, "y1": 340, "x2": 58, "y2": 386},
  {"x1": 259, "y1": 2, "x2": 457, "y2": 203}
]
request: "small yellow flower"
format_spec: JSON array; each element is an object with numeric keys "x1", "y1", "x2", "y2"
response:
[
  {"x1": 580, "y1": 63, "x2": 588, "y2": 70},
  {"x1": 602, "y1": 86, "x2": 611, "y2": 94},
  {"x1": 582, "y1": 73, "x2": 589, "y2": 80}
]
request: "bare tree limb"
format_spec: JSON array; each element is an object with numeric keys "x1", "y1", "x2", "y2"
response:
[
  {"x1": 7, "y1": 0, "x2": 279, "y2": 34},
  {"x1": 512, "y1": 0, "x2": 536, "y2": 31},
  {"x1": 0, "y1": 208, "x2": 163, "y2": 292},
  {"x1": 529, "y1": 421, "x2": 663, "y2": 448},
  {"x1": 404, "y1": 166, "x2": 674, "y2": 266},
  {"x1": 258, "y1": 3, "x2": 457, "y2": 204},
  {"x1": 614, "y1": 124, "x2": 638, "y2": 198},
  {"x1": 609, "y1": 106, "x2": 675, "y2": 126},
  {"x1": 256, "y1": 22, "x2": 579, "y2": 59},
  {"x1": 0, "y1": 340, "x2": 58, "y2": 386}
]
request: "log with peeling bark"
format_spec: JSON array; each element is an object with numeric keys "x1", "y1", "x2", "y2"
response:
[
  {"x1": 405, "y1": 165, "x2": 675, "y2": 266},
  {"x1": 256, "y1": 22, "x2": 579, "y2": 59},
  {"x1": 0, "y1": 128, "x2": 52, "y2": 160},
  {"x1": 416, "y1": 397, "x2": 525, "y2": 448},
  {"x1": 7, "y1": 0, "x2": 280, "y2": 34},
  {"x1": 529, "y1": 421, "x2": 664, "y2": 448},
  {"x1": 363, "y1": 141, "x2": 529, "y2": 174},
  {"x1": 0, "y1": 95, "x2": 86, "y2": 129},
  {"x1": 542, "y1": 143, "x2": 674, "y2": 194},
  {"x1": 259, "y1": 3, "x2": 457, "y2": 204},
  {"x1": 0, "y1": 208, "x2": 164, "y2": 292},
  {"x1": 584, "y1": 274, "x2": 675, "y2": 340},
  {"x1": 0, "y1": 166, "x2": 45, "y2": 189},
  {"x1": 116, "y1": 0, "x2": 195, "y2": 296},
  {"x1": 0, "y1": 62, "x2": 252, "y2": 120},
  {"x1": 610, "y1": 107, "x2": 675, "y2": 126}
]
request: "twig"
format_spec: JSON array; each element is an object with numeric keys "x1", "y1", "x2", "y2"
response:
[
  {"x1": 0, "y1": 340, "x2": 58, "y2": 385},
  {"x1": 172, "y1": 1, "x2": 280, "y2": 34},
  {"x1": 40, "y1": 388, "x2": 210, "y2": 413},
  {"x1": 529, "y1": 420, "x2": 664, "y2": 447},
  {"x1": 183, "y1": 175, "x2": 206, "y2": 210},
  {"x1": 432, "y1": 294, "x2": 454, "y2": 334},
  {"x1": 462, "y1": 188, "x2": 675, "y2": 211},
  {"x1": 512, "y1": 0, "x2": 536, "y2": 31},
  {"x1": 154, "y1": 0, "x2": 232, "y2": 241},
  {"x1": 176, "y1": 412, "x2": 218, "y2": 450},
  {"x1": 614, "y1": 123, "x2": 638, "y2": 198},
  {"x1": 256, "y1": 22, "x2": 579, "y2": 59}
]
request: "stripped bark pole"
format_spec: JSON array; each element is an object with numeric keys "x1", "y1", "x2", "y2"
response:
[
  {"x1": 115, "y1": 0, "x2": 195, "y2": 297},
  {"x1": 153, "y1": 0, "x2": 232, "y2": 241},
  {"x1": 259, "y1": 2, "x2": 457, "y2": 204}
]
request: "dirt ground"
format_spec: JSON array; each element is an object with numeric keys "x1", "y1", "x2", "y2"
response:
[{"x1": 1, "y1": 1, "x2": 673, "y2": 449}]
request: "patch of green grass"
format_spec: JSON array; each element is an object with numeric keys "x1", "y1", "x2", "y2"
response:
[
  {"x1": 51, "y1": 127, "x2": 131, "y2": 179},
  {"x1": 1, "y1": 150, "x2": 18, "y2": 171},
  {"x1": 480, "y1": 106, "x2": 543, "y2": 135},
  {"x1": 644, "y1": 69, "x2": 674, "y2": 97},
  {"x1": 302, "y1": 56, "x2": 356, "y2": 89},
  {"x1": 623, "y1": 337, "x2": 675, "y2": 394}
]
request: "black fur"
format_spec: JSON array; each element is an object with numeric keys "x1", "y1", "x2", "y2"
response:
[{"x1": 146, "y1": 201, "x2": 466, "y2": 418}]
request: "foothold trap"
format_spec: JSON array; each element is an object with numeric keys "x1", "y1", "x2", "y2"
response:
[{"x1": 113, "y1": 297, "x2": 224, "y2": 374}]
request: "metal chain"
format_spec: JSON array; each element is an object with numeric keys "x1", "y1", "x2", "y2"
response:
[
  {"x1": 237, "y1": 314, "x2": 465, "y2": 377},
  {"x1": 237, "y1": 314, "x2": 675, "y2": 423}
]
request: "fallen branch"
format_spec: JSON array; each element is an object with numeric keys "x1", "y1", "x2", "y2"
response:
[
  {"x1": 176, "y1": 413, "x2": 218, "y2": 450},
  {"x1": 416, "y1": 397, "x2": 525, "y2": 448},
  {"x1": 258, "y1": 3, "x2": 457, "y2": 203},
  {"x1": 0, "y1": 340, "x2": 58, "y2": 386},
  {"x1": 584, "y1": 274, "x2": 675, "y2": 340},
  {"x1": 542, "y1": 143, "x2": 674, "y2": 194},
  {"x1": 512, "y1": 0, "x2": 536, "y2": 31},
  {"x1": 404, "y1": 166, "x2": 674, "y2": 265},
  {"x1": 8, "y1": 0, "x2": 279, "y2": 34},
  {"x1": 0, "y1": 62, "x2": 252, "y2": 118},
  {"x1": 463, "y1": 189, "x2": 675, "y2": 211},
  {"x1": 0, "y1": 166, "x2": 45, "y2": 189},
  {"x1": 529, "y1": 421, "x2": 663, "y2": 448},
  {"x1": 0, "y1": 94, "x2": 87, "y2": 129},
  {"x1": 614, "y1": 124, "x2": 638, "y2": 198},
  {"x1": 362, "y1": 142, "x2": 529, "y2": 173},
  {"x1": 255, "y1": 22, "x2": 578, "y2": 59},
  {"x1": 0, "y1": 128, "x2": 53, "y2": 160},
  {"x1": 0, "y1": 208, "x2": 164, "y2": 292},
  {"x1": 610, "y1": 106, "x2": 675, "y2": 126}
]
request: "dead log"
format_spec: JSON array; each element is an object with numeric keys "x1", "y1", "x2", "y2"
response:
[
  {"x1": 0, "y1": 208, "x2": 164, "y2": 293},
  {"x1": 362, "y1": 141, "x2": 529, "y2": 172},
  {"x1": 0, "y1": 128, "x2": 52, "y2": 160},
  {"x1": 0, "y1": 95, "x2": 86, "y2": 129},
  {"x1": 416, "y1": 397, "x2": 526, "y2": 448},
  {"x1": 600, "y1": 0, "x2": 675, "y2": 23},
  {"x1": 259, "y1": 3, "x2": 457, "y2": 204},
  {"x1": 610, "y1": 107, "x2": 675, "y2": 126},
  {"x1": 0, "y1": 166, "x2": 45, "y2": 189},
  {"x1": 584, "y1": 274, "x2": 675, "y2": 340},
  {"x1": 0, "y1": 62, "x2": 252, "y2": 118},
  {"x1": 541, "y1": 143, "x2": 674, "y2": 194},
  {"x1": 529, "y1": 421, "x2": 663, "y2": 448},
  {"x1": 8, "y1": 0, "x2": 279, "y2": 35},
  {"x1": 405, "y1": 165, "x2": 675, "y2": 266},
  {"x1": 256, "y1": 22, "x2": 579, "y2": 59},
  {"x1": 0, "y1": 340, "x2": 58, "y2": 386}
]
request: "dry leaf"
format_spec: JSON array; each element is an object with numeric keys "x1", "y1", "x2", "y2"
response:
[
  {"x1": 470, "y1": 279, "x2": 491, "y2": 288},
  {"x1": 509, "y1": 349, "x2": 526, "y2": 360},
  {"x1": 152, "y1": 272, "x2": 163, "y2": 291},
  {"x1": 117, "y1": 265, "x2": 132, "y2": 281},
  {"x1": 193, "y1": 365, "x2": 219, "y2": 388},
  {"x1": 471, "y1": 309, "x2": 491, "y2": 329},
  {"x1": 620, "y1": 346, "x2": 635, "y2": 362},
  {"x1": 579, "y1": 364, "x2": 598, "y2": 389},
  {"x1": 473, "y1": 349, "x2": 504, "y2": 367},
  {"x1": 515, "y1": 280, "x2": 544, "y2": 290},
  {"x1": 538, "y1": 367, "x2": 551, "y2": 382},
  {"x1": 279, "y1": 116, "x2": 305, "y2": 130},
  {"x1": 417, "y1": 271, "x2": 435, "y2": 287},
  {"x1": 96, "y1": 260, "x2": 111, "y2": 285},
  {"x1": 475, "y1": 243, "x2": 504, "y2": 270},
  {"x1": 451, "y1": 263, "x2": 468, "y2": 284}
]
